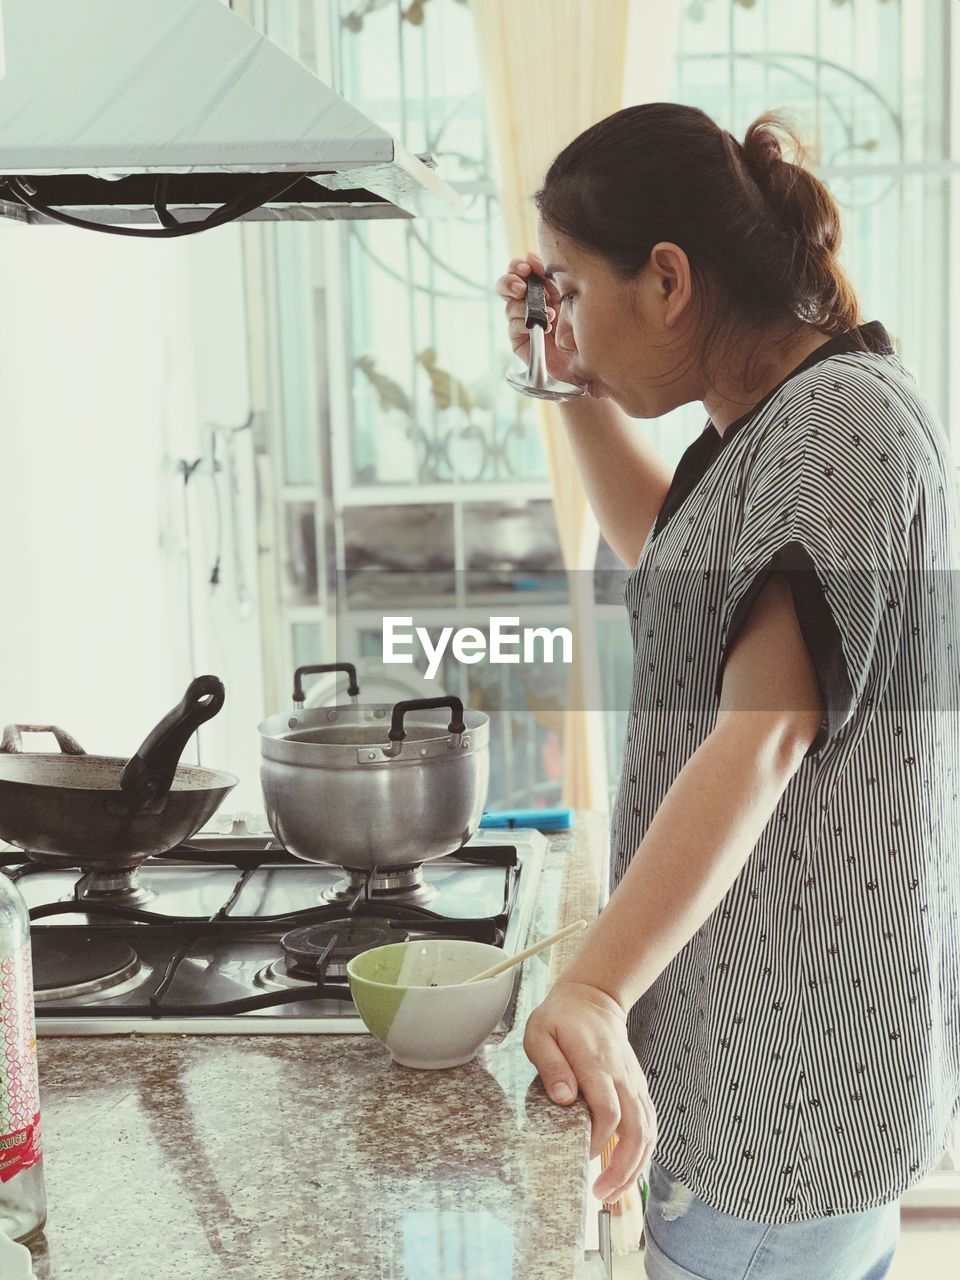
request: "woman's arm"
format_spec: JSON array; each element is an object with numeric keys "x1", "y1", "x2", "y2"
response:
[
  {"x1": 524, "y1": 713, "x2": 803, "y2": 1206},
  {"x1": 522, "y1": 571, "x2": 824, "y2": 1203},
  {"x1": 557, "y1": 395, "x2": 673, "y2": 570},
  {"x1": 557, "y1": 711, "x2": 804, "y2": 1013},
  {"x1": 558, "y1": 570, "x2": 823, "y2": 1011}
]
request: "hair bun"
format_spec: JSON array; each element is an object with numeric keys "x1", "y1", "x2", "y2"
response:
[
  {"x1": 741, "y1": 120, "x2": 787, "y2": 184},
  {"x1": 741, "y1": 114, "x2": 802, "y2": 205},
  {"x1": 738, "y1": 112, "x2": 841, "y2": 258}
]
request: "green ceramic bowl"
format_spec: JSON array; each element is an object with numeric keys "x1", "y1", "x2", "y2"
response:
[{"x1": 346, "y1": 939, "x2": 517, "y2": 1069}]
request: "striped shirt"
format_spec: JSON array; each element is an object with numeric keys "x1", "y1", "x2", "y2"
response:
[{"x1": 610, "y1": 321, "x2": 960, "y2": 1223}]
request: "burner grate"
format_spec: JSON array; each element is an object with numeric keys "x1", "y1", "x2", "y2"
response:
[{"x1": 17, "y1": 842, "x2": 525, "y2": 1023}]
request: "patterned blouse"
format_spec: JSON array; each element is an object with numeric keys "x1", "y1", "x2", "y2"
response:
[{"x1": 610, "y1": 321, "x2": 960, "y2": 1222}]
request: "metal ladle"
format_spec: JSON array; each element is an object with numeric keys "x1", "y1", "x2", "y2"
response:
[{"x1": 504, "y1": 273, "x2": 586, "y2": 402}]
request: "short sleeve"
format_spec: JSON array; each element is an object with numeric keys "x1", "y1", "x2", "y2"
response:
[{"x1": 715, "y1": 373, "x2": 913, "y2": 759}]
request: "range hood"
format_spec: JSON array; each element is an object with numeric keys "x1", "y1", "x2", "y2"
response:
[{"x1": 0, "y1": 0, "x2": 466, "y2": 234}]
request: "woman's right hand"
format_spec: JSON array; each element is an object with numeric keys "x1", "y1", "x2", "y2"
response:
[
  {"x1": 495, "y1": 253, "x2": 583, "y2": 389},
  {"x1": 523, "y1": 979, "x2": 658, "y2": 1204}
]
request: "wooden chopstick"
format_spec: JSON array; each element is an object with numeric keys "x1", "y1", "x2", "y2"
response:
[{"x1": 463, "y1": 919, "x2": 587, "y2": 983}]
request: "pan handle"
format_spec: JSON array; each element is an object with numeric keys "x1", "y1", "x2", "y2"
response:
[
  {"x1": 292, "y1": 663, "x2": 360, "y2": 709},
  {"x1": 0, "y1": 724, "x2": 86, "y2": 755},
  {"x1": 118, "y1": 676, "x2": 226, "y2": 809}
]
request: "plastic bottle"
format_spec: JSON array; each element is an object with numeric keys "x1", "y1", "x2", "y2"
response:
[{"x1": 0, "y1": 871, "x2": 46, "y2": 1244}]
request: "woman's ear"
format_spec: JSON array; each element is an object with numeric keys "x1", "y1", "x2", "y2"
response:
[{"x1": 649, "y1": 242, "x2": 692, "y2": 327}]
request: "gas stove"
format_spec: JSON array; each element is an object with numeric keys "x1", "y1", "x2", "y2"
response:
[{"x1": 4, "y1": 819, "x2": 549, "y2": 1035}]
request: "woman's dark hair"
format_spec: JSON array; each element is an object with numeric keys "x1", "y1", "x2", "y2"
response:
[{"x1": 534, "y1": 103, "x2": 863, "y2": 388}]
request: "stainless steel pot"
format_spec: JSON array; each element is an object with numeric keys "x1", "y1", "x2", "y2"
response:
[{"x1": 258, "y1": 664, "x2": 489, "y2": 870}]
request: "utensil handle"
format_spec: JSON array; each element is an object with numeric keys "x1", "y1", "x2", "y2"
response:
[
  {"x1": 524, "y1": 274, "x2": 549, "y2": 330},
  {"x1": 463, "y1": 919, "x2": 587, "y2": 983},
  {"x1": 118, "y1": 675, "x2": 225, "y2": 808}
]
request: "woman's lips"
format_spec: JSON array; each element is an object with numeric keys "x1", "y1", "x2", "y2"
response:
[{"x1": 575, "y1": 374, "x2": 605, "y2": 397}]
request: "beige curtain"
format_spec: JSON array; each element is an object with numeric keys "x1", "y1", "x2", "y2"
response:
[{"x1": 469, "y1": 0, "x2": 631, "y2": 811}]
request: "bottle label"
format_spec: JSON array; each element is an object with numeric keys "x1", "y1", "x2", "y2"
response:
[{"x1": 0, "y1": 943, "x2": 42, "y2": 1182}]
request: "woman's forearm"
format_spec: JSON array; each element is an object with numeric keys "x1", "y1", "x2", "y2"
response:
[
  {"x1": 557, "y1": 719, "x2": 801, "y2": 1014},
  {"x1": 557, "y1": 396, "x2": 673, "y2": 570}
]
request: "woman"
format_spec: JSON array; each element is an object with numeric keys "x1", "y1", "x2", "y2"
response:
[{"x1": 497, "y1": 103, "x2": 960, "y2": 1280}]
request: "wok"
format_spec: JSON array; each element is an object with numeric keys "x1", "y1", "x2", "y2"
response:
[{"x1": 0, "y1": 676, "x2": 237, "y2": 869}]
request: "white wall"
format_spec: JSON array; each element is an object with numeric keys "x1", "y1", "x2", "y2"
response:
[{"x1": 0, "y1": 217, "x2": 265, "y2": 814}]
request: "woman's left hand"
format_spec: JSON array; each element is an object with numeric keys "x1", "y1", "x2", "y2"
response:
[{"x1": 523, "y1": 980, "x2": 658, "y2": 1202}]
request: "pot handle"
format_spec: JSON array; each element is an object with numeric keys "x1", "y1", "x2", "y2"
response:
[
  {"x1": 0, "y1": 724, "x2": 86, "y2": 755},
  {"x1": 118, "y1": 675, "x2": 226, "y2": 809},
  {"x1": 388, "y1": 696, "x2": 466, "y2": 744},
  {"x1": 292, "y1": 663, "x2": 360, "y2": 710}
]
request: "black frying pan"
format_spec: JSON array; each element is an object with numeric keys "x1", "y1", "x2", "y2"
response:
[{"x1": 0, "y1": 676, "x2": 237, "y2": 869}]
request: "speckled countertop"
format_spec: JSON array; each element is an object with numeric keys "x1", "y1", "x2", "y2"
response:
[{"x1": 25, "y1": 812, "x2": 612, "y2": 1280}]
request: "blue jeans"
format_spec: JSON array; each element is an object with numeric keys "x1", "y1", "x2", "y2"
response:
[{"x1": 642, "y1": 1161, "x2": 901, "y2": 1280}]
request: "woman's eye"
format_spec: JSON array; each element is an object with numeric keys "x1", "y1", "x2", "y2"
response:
[{"x1": 559, "y1": 290, "x2": 576, "y2": 304}]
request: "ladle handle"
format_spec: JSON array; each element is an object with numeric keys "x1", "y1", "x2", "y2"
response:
[{"x1": 524, "y1": 275, "x2": 549, "y2": 330}]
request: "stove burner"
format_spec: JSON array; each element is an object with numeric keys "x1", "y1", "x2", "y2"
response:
[
  {"x1": 322, "y1": 864, "x2": 436, "y2": 909},
  {"x1": 253, "y1": 919, "x2": 404, "y2": 993},
  {"x1": 32, "y1": 932, "x2": 148, "y2": 1003},
  {"x1": 283, "y1": 920, "x2": 400, "y2": 979},
  {"x1": 73, "y1": 867, "x2": 157, "y2": 908}
]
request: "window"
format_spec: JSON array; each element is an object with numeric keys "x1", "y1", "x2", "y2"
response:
[
  {"x1": 241, "y1": 0, "x2": 567, "y2": 808},
  {"x1": 240, "y1": 0, "x2": 960, "y2": 816}
]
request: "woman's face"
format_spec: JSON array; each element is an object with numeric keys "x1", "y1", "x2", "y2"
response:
[{"x1": 536, "y1": 222, "x2": 702, "y2": 418}]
